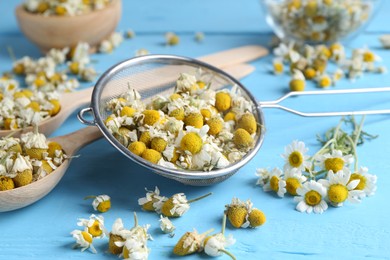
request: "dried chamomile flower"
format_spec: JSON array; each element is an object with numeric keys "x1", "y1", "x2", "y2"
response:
[
  {"x1": 204, "y1": 214, "x2": 236, "y2": 259},
  {"x1": 289, "y1": 69, "x2": 305, "y2": 91},
  {"x1": 135, "y1": 49, "x2": 150, "y2": 57},
  {"x1": 99, "y1": 40, "x2": 113, "y2": 53},
  {"x1": 165, "y1": 32, "x2": 180, "y2": 46},
  {"x1": 173, "y1": 228, "x2": 214, "y2": 256},
  {"x1": 0, "y1": 175, "x2": 14, "y2": 191},
  {"x1": 272, "y1": 58, "x2": 284, "y2": 75},
  {"x1": 20, "y1": 125, "x2": 49, "y2": 160},
  {"x1": 255, "y1": 168, "x2": 270, "y2": 187},
  {"x1": 80, "y1": 67, "x2": 97, "y2": 82},
  {"x1": 379, "y1": 35, "x2": 390, "y2": 49},
  {"x1": 294, "y1": 180, "x2": 328, "y2": 214},
  {"x1": 194, "y1": 32, "x2": 205, "y2": 42},
  {"x1": 319, "y1": 169, "x2": 363, "y2": 207},
  {"x1": 262, "y1": 167, "x2": 286, "y2": 198},
  {"x1": 77, "y1": 214, "x2": 107, "y2": 238},
  {"x1": 224, "y1": 198, "x2": 251, "y2": 228},
  {"x1": 11, "y1": 153, "x2": 33, "y2": 187},
  {"x1": 138, "y1": 186, "x2": 167, "y2": 213},
  {"x1": 159, "y1": 215, "x2": 175, "y2": 236},
  {"x1": 281, "y1": 140, "x2": 311, "y2": 172},
  {"x1": 121, "y1": 237, "x2": 150, "y2": 260},
  {"x1": 125, "y1": 29, "x2": 136, "y2": 39},
  {"x1": 70, "y1": 229, "x2": 97, "y2": 254},
  {"x1": 85, "y1": 194, "x2": 111, "y2": 213},
  {"x1": 316, "y1": 74, "x2": 332, "y2": 88},
  {"x1": 161, "y1": 192, "x2": 212, "y2": 217},
  {"x1": 109, "y1": 218, "x2": 132, "y2": 255}
]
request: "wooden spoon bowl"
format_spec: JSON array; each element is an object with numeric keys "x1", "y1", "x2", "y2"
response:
[
  {"x1": 0, "y1": 127, "x2": 102, "y2": 212},
  {"x1": 15, "y1": 0, "x2": 122, "y2": 52}
]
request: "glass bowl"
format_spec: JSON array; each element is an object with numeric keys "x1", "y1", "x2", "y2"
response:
[{"x1": 260, "y1": 0, "x2": 382, "y2": 45}]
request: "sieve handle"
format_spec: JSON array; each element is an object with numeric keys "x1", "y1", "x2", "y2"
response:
[
  {"x1": 259, "y1": 87, "x2": 390, "y2": 117},
  {"x1": 77, "y1": 107, "x2": 96, "y2": 125}
]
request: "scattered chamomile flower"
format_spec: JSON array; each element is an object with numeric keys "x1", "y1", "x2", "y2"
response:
[
  {"x1": 272, "y1": 58, "x2": 284, "y2": 75},
  {"x1": 317, "y1": 74, "x2": 332, "y2": 88},
  {"x1": 125, "y1": 29, "x2": 136, "y2": 39},
  {"x1": 315, "y1": 150, "x2": 353, "y2": 173},
  {"x1": 77, "y1": 214, "x2": 107, "y2": 238},
  {"x1": 284, "y1": 168, "x2": 307, "y2": 196},
  {"x1": 138, "y1": 186, "x2": 167, "y2": 214},
  {"x1": 194, "y1": 32, "x2": 205, "y2": 42},
  {"x1": 165, "y1": 32, "x2": 180, "y2": 46},
  {"x1": 71, "y1": 229, "x2": 97, "y2": 254},
  {"x1": 135, "y1": 48, "x2": 150, "y2": 57},
  {"x1": 319, "y1": 169, "x2": 363, "y2": 207},
  {"x1": 289, "y1": 69, "x2": 305, "y2": 91},
  {"x1": 204, "y1": 214, "x2": 236, "y2": 259},
  {"x1": 173, "y1": 228, "x2": 214, "y2": 256},
  {"x1": 161, "y1": 192, "x2": 212, "y2": 217},
  {"x1": 109, "y1": 218, "x2": 131, "y2": 255},
  {"x1": 379, "y1": 35, "x2": 390, "y2": 49},
  {"x1": 85, "y1": 194, "x2": 111, "y2": 213},
  {"x1": 255, "y1": 168, "x2": 270, "y2": 187},
  {"x1": 281, "y1": 140, "x2": 311, "y2": 173},
  {"x1": 121, "y1": 237, "x2": 150, "y2": 260},
  {"x1": 263, "y1": 167, "x2": 286, "y2": 198},
  {"x1": 294, "y1": 180, "x2": 328, "y2": 214},
  {"x1": 224, "y1": 198, "x2": 250, "y2": 228},
  {"x1": 348, "y1": 166, "x2": 377, "y2": 198},
  {"x1": 159, "y1": 215, "x2": 175, "y2": 236}
]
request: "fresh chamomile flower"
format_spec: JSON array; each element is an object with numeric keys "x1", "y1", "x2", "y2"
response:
[
  {"x1": 161, "y1": 192, "x2": 212, "y2": 217},
  {"x1": 315, "y1": 150, "x2": 353, "y2": 173},
  {"x1": 263, "y1": 167, "x2": 286, "y2": 198},
  {"x1": 348, "y1": 167, "x2": 377, "y2": 198},
  {"x1": 255, "y1": 168, "x2": 270, "y2": 187},
  {"x1": 71, "y1": 229, "x2": 97, "y2": 254},
  {"x1": 77, "y1": 214, "x2": 107, "y2": 238},
  {"x1": 85, "y1": 194, "x2": 111, "y2": 213},
  {"x1": 284, "y1": 168, "x2": 307, "y2": 196},
  {"x1": 138, "y1": 186, "x2": 167, "y2": 213},
  {"x1": 204, "y1": 214, "x2": 236, "y2": 259},
  {"x1": 281, "y1": 140, "x2": 311, "y2": 172},
  {"x1": 294, "y1": 180, "x2": 328, "y2": 214},
  {"x1": 319, "y1": 169, "x2": 363, "y2": 207},
  {"x1": 272, "y1": 58, "x2": 284, "y2": 75},
  {"x1": 159, "y1": 215, "x2": 175, "y2": 235},
  {"x1": 289, "y1": 69, "x2": 305, "y2": 91},
  {"x1": 173, "y1": 228, "x2": 214, "y2": 256}
]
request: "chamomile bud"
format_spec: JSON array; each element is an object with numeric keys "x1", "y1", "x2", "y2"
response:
[
  {"x1": 173, "y1": 229, "x2": 214, "y2": 256},
  {"x1": 141, "y1": 149, "x2": 162, "y2": 164},
  {"x1": 184, "y1": 113, "x2": 204, "y2": 129},
  {"x1": 215, "y1": 92, "x2": 231, "y2": 112},
  {"x1": 248, "y1": 208, "x2": 266, "y2": 228},
  {"x1": 161, "y1": 192, "x2": 212, "y2": 217},
  {"x1": 85, "y1": 194, "x2": 111, "y2": 213},
  {"x1": 237, "y1": 113, "x2": 257, "y2": 134},
  {"x1": 233, "y1": 128, "x2": 253, "y2": 149},
  {"x1": 289, "y1": 69, "x2": 305, "y2": 91}
]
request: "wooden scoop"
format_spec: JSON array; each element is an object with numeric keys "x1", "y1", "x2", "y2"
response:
[
  {"x1": 0, "y1": 62, "x2": 256, "y2": 212},
  {"x1": 0, "y1": 45, "x2": 268, "y2": 138}
]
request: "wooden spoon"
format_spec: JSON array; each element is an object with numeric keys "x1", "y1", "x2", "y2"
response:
[
  {"x1": 0, "y1": 63, "x2": 256, "y2": 212},
  {"x1": 0, "y1": 127, "x2": 102, "y2": 212},
  {"x1": 0, "y1": 45, "x2": 267, "y2": 138}
]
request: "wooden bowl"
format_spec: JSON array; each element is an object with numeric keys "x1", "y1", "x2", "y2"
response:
[{"x1": 15, "y1": 0, "x2": 122, "y2": 52}]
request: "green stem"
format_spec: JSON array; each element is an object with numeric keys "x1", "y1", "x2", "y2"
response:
[
  {"x1": 83, "y1": 195, "x2": 97, "y2": 200},
  {"x1": 7, "y1": 46, "x2": 16, "y2": 62},
  {"x1": 310, "y1": 138, "x2": 335, "y2": 168},
  {"x1": 201, "y1": 228, "x2": 215, "y2": 237},
  {"x1": 353, "y1": 116, "x2": 365, "y2": 149},
  {"x1": 219, "y1": 249, "x2": 237, "y2": 260},
  {"x1": 188, "y1": 192, "x2": 212, "y2": 204},
  {"x1": 133, "y1": 212, "x2": 138, "y2": 227},
  {"x1": 330, "y1": 117, "x2": 344, "y2": 151},
  {"x1": 345, "y1": 135, "x2": 358, "y2": 172},
  {"x1": 221, "y1": 214, "x2": 227, "y2": 236}
]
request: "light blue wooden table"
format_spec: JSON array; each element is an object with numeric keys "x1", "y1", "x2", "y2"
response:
[{"x1": 1, "y1": 1, "x2": 390, "y2": 259}]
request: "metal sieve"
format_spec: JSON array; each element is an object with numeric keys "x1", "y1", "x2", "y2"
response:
[{"x1": 78, "y1": 55, "x2": 390, "y2": 186}]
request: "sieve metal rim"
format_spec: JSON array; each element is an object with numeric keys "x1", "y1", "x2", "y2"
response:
[{"x1": 89, "y1": 54, "x2": 266, "y2": 181}]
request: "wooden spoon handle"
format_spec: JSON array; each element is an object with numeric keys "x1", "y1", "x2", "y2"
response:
[{"x1": 49, "y1": 126, "x2": 102, "y2": 155}]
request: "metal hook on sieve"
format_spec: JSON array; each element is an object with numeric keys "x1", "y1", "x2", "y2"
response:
[{"x1": 259, "y1": 87, "x2": 390, "y2": 117}]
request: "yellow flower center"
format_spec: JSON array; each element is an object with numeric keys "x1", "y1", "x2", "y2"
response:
[
  {"x1": 319, "y1": 77, "x2": 331, "y2": 88},
  {"x1": 324, "y1": 158, "x2": 344, "y2": 172},
  {"x1": 181, "y1": 132, "x2": 202, "y2": 154},
  {"x1": 88, "y1": 220, "x2": 103, "y2": 237},
  {"x1": 286, "y1": 177, "x2": 301, "y2": 195},
  {"x1": 81, "y1": 231, "x2": 93, "y2": 244},
  {"x1": 288, "y1": 151, "x2": 303, "y2": 168},
  {"x1": 304, "y1": 68, "x2": 316, "y2": 79},
  {"x1": 349, "y1": 173, "x2": 366, "y2": 190},
  {"x1": 270, "y1": 176, "x2": 279, "y2": 192},
  {"x1": 289, "y1": 79, "x2": 305, "y2": 92},
  {"x1": 328, "y1": 184, "x2": 348, "y2": 204},
  {"x1": 233, "y1": 128, "x2": 253, "y2": 148},
  {"x1": 215, "y1": 92, "x2": 231, "y2": 112},
  {"x1": 273, "y1": 62, "x2": 284, "y2": 74},
  {"x1": 97, "y1": 200, "x2": 111, "y2": 213},
  {"x1": 304, "y1": 190, "x2": 322, "y2": 206},
  {"x1": 248, "y1": 208, "x2": 266, "y2": 227},
  {"x1": 363, "y1": 52, "x2": 375, "y2": 63}
]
